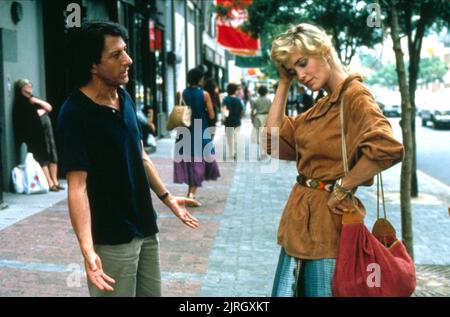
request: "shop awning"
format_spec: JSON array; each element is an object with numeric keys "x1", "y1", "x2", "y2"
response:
[
  {"x1": 235, "y1": 55, "x2": 265, "y2": 68},
  {"x1": 216, "y1": 0, "x2": 259, "y2": 55}
]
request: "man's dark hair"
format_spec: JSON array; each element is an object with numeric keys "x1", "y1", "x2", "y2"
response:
[
  {"x1": 187, "y1": 67, "x2": 204, "y2": 86},
  {"x1": 227, "y1": 83, "x2": 239, "y2": 95},
  {"x1": 68, "y1": 20, "x2": 128, "y2": 88},
  {"x1": 258, "y1": 85, "x2": 268, "y2": 96}
]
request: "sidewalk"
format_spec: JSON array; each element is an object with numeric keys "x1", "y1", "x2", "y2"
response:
[
  {"x1": 0, "y1": 118, "x2": 449, "y2": 296},
  {"x1": 200, "y1": 119, "x2": 450, "y2": 297}
]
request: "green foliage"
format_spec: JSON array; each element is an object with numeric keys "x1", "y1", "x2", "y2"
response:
[
  {"x1": 243, "y1": 0, "x2": 450, "y2": 84},
  {"x1": 366, "y1": 62, "x2": 399, "y2": 88},
  {"x1": 418, "y1": 56, "x2": 450, "y2": 84},
  {"x1": 387, "y1": 0, "x2": 450, "y2": 36},
  {"x1": 359, "y1": 52, "x2": 382, "y2": 71},
  {"x1": 365, "y1": 56, "x2": 449, "y2": 88},
  {"x1": 244, "y1": 0, "x2": 384, "y2": 78}
]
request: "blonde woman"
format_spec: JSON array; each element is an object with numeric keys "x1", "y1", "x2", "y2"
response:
[{"x1": 265, "y1": 23, "x2": 404, "y2": 297}]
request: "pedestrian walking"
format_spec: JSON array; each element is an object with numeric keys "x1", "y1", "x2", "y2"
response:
[
  {"x1": 265, "y1": 23, "x2": 404, "y2": 297},
  {"x1": 57, "y1": 21, "x2": 199, "y2": 297},
  {"x1": 13, "y1": 79, "x2": 63, "y2": 192},
  {"x1": 222, "y1": 83, "x2": 245, "y2": 161},
  {"x1": 173, "y1": 67, "x2": 221, "y2": 203},
  {"x1": 203, "y1": 78, "x2": 221, "y2": 140},
  {"x1": 250, "y1": 85, "x2": 271, "y2": 159}
]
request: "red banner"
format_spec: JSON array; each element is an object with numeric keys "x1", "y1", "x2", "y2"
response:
[
  {"x1": 149, "y1": 20, "x2": 162, "y2": 52},
  {"x1": 216, "y1": 0, "x2": 259, "y2": 55}
]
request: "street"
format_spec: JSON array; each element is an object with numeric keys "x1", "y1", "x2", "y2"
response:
[{"x1": 389, "y1": 117, "x2": 450, "y2": 186}]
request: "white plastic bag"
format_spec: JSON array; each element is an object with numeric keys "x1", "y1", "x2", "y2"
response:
[
  {"x1": 23, "y1": 153, "x2": 49, "y2": 194},
  {"x1": 11, "y1": 165, "x2": 26, "y2": 194},
  {"x1": 147, "y1": 134, "x2": 156, "y2": 147}
]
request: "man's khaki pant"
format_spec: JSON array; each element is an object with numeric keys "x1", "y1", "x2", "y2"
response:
[{"x1": 88, "y1": 234, "x2": 161, "y2": 297}]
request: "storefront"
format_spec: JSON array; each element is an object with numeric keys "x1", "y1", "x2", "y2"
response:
[
  {"x1": 41, "y1": 0, "x2": 168, "y2": 135},
  {"x1": 203, "y1": 44, "x2": 226, "y2": 90},
  {"x1": 147, "y1": 17, "x2": 166, "y2": 137}
]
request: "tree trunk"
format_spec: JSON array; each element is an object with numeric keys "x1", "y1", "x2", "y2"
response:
[
  {"x1": 409, "y1": 53, "x2": 419, "y2": 198},
  {"x1": 406, "y1": 5, "x2": 428, "y2": 199},
  {"x1": 409, "y1": 71, "x2": 418, "y2": 198},
  {"x1": 388, "y1": 1, "x2": 414, "y2": 259}
]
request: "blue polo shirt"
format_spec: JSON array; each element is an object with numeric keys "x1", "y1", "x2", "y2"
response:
[
  {"x1": 223, "y1": 96, "x2": 244, "y2": 127},
  {"x1": 56, "y1": 87, "x2": 158, "y2": 245}
]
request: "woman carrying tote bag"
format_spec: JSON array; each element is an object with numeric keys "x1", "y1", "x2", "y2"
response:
[
  {"x1": 173, "y1": 67, "x2": 221, "y2": 204},
  {"x1": 265, "y1": 23, "x2": 405, "y2": 297}
]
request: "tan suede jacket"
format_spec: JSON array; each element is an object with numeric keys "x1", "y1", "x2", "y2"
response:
[{"x1": 267, "y1": 74, "x2": 404, "y2": 259}]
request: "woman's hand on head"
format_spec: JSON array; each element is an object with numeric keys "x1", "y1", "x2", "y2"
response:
[{"x1": 277, "y1": 65, "x2": 295, "y2": 84}]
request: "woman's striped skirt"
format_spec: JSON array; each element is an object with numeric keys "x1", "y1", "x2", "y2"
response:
[{"x1": 271, "y1": 248, "x2": 336, "y2": 297}]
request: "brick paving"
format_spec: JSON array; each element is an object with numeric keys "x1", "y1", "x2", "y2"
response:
[
  {"x1": 0, "y1": 119, "x2": 449, "y2": 297},
  {"x1": 0, "y1": 127, "x2": 237, "y2": 297}
]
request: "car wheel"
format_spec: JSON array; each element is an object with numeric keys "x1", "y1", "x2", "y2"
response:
[
  {"x1": 422, "y1": 119, "x2": 427, "y2": 127},
  {"x1": 432, "y1": 118, "x2": 440, "y2": 129}
]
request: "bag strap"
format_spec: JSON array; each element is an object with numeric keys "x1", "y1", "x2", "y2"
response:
[
  {"x1": 339, "y1": 98, "x2": 349, "y2": 175},
  {"x1": 340, "y1": 98, "x2": 387, "y2": 220},
  {"x1": 177, "y1": 91, "x2": 187, "y2": 106},
  {"x1": 376, "y1": 173, "x2": 387, "y2": 220},
  {"x1": 339, "y1": 98, "x2": 357, "y2": 206}
]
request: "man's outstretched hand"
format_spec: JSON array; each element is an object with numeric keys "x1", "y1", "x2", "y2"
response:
[{"x1": 164, "y1": 195, "x2": 200, "y2": 229}]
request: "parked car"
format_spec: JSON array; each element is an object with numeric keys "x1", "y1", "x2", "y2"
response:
[
  {"x1": 376, "y1": 101, "x2": 385, "y2": 113},
  {"x1": 420, "y1": 104, "x2": 450, "y2": 128},
  {"x1": 382, "y1": 104, "x2": 401, "y2": 117}
]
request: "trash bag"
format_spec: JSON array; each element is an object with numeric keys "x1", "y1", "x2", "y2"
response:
[
  {"x1": 23, "y1": 153, "x2": 49, "y2": 194},
  {"x1": 11, "y1": 165, "x2": 26, "y2": 194}
]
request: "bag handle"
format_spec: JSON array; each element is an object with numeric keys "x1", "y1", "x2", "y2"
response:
[
  {"x1": 339, "y1": 98, "x2": 349, "y2": 175},
  {"x1": 339, "y1": 97, "x2": 358, "y2": 208},
  {"x1": 180, "y1": 95, "x2": 186, "y2": 106},
  {"x1": 376, "y1": 173, "x2": 387, "y2": 220},
  {"x1": 340, "y1": 98, "x2": 387, "y2": 220},
  {"x1": 177, "y1": 91, "x2": 187, "y2": 106}
]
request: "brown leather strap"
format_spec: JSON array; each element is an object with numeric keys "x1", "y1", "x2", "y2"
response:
[
  {"x1": 339, "y1": 97, "x2": 387, "y2": 221},
  {"x1": 339, "y1": 98, "x2": 349, "y2": 174}
]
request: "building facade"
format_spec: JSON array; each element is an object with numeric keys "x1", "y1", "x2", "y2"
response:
[{"x1": 0, "y1": 0, "x2": 227, "y2": 194}]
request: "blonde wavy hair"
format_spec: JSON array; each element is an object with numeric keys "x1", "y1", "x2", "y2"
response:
[
  {"x1": 14, "y1": 78, "x2": 31, "y2": 91},
  {"x1": 270, "y1": 23, "x2": 344, "y2": 71}
]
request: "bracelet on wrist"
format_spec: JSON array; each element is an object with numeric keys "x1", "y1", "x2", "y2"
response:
[
  {"x1": 332, "y1": 178, "x2": 352, "y2": 201},
  {"x1": 335, "y1": 183, "x2": 352, "y2": 195},
  {"x1": 157, "y1": 191, "x2": 170, "y2": 201},
  {"x1": 335, "y1": 178, "x2": 352, "y2": 193},
  {"x1": 332, "y1": 187, "x2": 348, "y2": 201}
]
